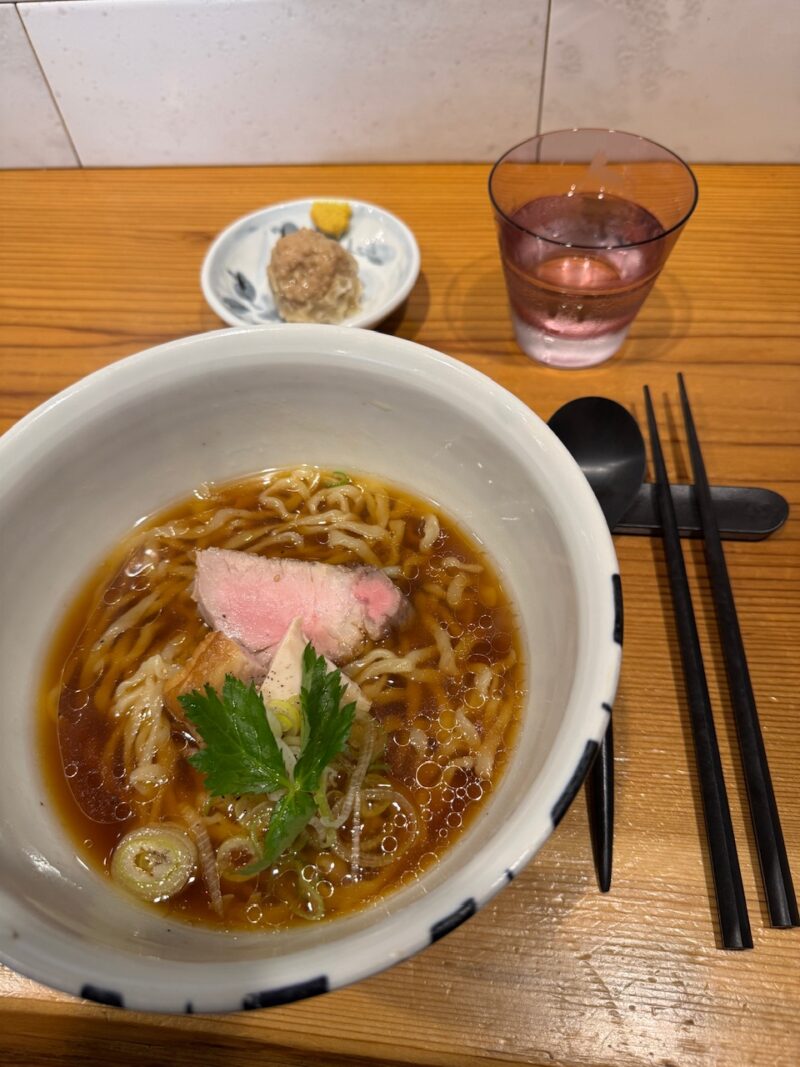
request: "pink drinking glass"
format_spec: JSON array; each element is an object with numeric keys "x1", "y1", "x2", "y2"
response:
[{"x1": 489, "y1": 129, "x2": 698, "y2": 368}]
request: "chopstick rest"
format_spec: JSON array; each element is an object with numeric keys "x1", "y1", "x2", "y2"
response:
[
  {"x1": 678, "y1": 374, "x2": 799, "y2": 928},
  {"x1": 644, "y1": 385, "x2": 752, "y2": 950},
  {"x1": 615, "y1": 482, "x2": 788, "y2": 540}
]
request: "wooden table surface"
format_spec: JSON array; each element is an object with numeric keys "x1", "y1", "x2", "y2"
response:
[{"x1": 1, "y1": 164, "x2": 798, "y2": 1066}]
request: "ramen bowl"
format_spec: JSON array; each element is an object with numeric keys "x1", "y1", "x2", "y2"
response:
[{"x1": 0, "y1": 325, "x2": 619, "y2": 1013}]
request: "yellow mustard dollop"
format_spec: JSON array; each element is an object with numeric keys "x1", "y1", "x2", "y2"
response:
[{"x1": 310, "y1": 200, "x2": 352, "y2": 239}]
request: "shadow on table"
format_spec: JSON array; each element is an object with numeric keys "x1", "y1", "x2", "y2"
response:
[
  {"x1": 624, "y1": 269, "x2": 695, "y2": 362},
  {"x1": 3, "y1": 1005, "x2": 382, "y2": 1067},
  {"x1": 377, "y1": 271, "x2": 431, "y2": 342},
  {"x1": 441, "y1": 252, "x2": 514, "y2": 352}
]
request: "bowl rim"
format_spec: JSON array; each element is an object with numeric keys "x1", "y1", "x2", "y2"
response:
[
  {"x1": 0, "y1": 325, "x2": 620, "y2": 1013},
  {"x1": 199, "y1": 197, "x2": 421, "y2": 329}
]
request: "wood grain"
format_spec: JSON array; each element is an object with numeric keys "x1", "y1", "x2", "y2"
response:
[{"x1": 1, "y1": 164, "x2": 799, "y2": 1067}]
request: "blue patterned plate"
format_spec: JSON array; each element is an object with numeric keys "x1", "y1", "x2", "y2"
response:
[{"x1": 201, "y1": 197, "x2": 420, "y2": 329}]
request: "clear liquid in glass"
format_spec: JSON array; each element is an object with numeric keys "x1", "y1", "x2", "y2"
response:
[{"x1": 500, "y1": 192, "x2": 666, "y2": 367}]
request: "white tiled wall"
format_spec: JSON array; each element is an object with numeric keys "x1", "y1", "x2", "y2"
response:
[
  {"x1": 3, "y1": 0, "x2": 799, "y2": 168},
  {"x1": 15, "y1": 0, "x2": 548, "y2": 166},
  {"x1": 541, "y1": 0, "x2": 800, "y2": 164},
  {"x1": 0, "y1": 3, "x2": 76, "y2": 167}
]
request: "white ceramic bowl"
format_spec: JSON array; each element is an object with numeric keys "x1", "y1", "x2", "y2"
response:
[{"x1": 0, "y1": 325, "x2": 620, "y2": 1014}]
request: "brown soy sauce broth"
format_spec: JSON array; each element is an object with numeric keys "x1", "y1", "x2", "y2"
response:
[{"x1": 39, "y1": 468, "x2": 524, "y2": 929}]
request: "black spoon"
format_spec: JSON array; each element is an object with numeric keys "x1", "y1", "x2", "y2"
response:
[{"x1": 548, "y1": 397, "x2": 647, "y2": 892}]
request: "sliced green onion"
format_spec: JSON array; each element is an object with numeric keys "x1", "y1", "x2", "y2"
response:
[
  {"x1": 110, "y1": 825, "x2": 197, "y2": 902},
  {"x1": 216, "y1": 836, "x2": 259, "y2": 882},
  {"x1": 237, "y1": 799, "x2": 272, "y2": 837}
]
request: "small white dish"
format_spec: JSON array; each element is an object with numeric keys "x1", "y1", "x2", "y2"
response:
[{"x1": 201, "y1": 198, "x2": 421, "y2": 329}]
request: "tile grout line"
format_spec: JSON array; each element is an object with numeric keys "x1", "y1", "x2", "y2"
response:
[
  {"x1": 16, "y1": 2, "x2": 83, "y2": 167},
  {"x1": 535, "y1": 0, "x2": 553, "y2": 136}
]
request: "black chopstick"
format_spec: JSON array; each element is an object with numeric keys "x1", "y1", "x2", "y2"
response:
[
  {"x1": 585, "y1": 720, "x2": 613, "y2": 892},
  {"x1": 678, "y1": 374, "x2": 799, "y2": 927},
  {"x1": 643, "y1": 386, "x2": 752, "y2": 950}
]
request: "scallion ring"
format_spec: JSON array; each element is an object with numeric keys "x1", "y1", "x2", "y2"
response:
[
  {"x1": 216, "y1": 835, "x2": 259, "y2": 882},
  {"x1": 111, "y1": 825, "x2": 197, "y2": 902}
]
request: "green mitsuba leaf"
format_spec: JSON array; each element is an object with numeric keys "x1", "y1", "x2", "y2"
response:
[{"x1": 179, "y1": 642, "x2": 356, "y2": 871}]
